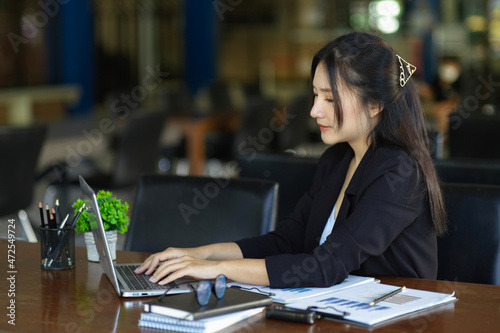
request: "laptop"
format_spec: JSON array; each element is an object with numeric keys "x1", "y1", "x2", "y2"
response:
[{"x1": 79, "y1": 175, "x2": 191, "y2": 297}]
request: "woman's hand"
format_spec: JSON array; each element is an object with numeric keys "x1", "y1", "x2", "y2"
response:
[
  {"x1": 133, "y1": 243, "x2": 269, "y2": 287},
  {"x1": 149, "y1": 256, "x2": 222, "y2": 285},
  {"x1": 134, "y1": 247, "x2": 196, "y2": 276}
]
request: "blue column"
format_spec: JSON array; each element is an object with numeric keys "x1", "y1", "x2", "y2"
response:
[
  {"x1": 184, "y1": 0, "x2": 218, "y2": 95},
  {"x1": 59, "y1": 0, "x2": 94, "y2": 115}
]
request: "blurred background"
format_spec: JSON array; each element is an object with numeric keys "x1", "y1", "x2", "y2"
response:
[{"x1": 2, "y1": 0, "x2": 500, "y2": 246}]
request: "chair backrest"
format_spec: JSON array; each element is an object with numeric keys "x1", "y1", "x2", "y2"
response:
[
  {"x1": 161, "y1": 85, "x2": 195, "y2": 117},
  {"x1": 112, "y1": 111, "x2": 167, "y2": 187},
  {"x1": 448, "y1": 112, "x2": 500, "y2": 159},
  {"x1": 427, "y1": 128, "x2": 444, "y2": 159},
  {"x1": 0, "y1": 125, "x2": 47, "y2": 216},
  {"x1": 124, "y1": 174, "x2": 278, "y2": 253},
  {"x1": 237, "y1": 153, "x2": 319, "y2": 222},
  {"x1": 232, "y1": 96, "x2": 278, "y2": 156},
  {"x1": 434, "y1": 159, "x2": 500, "y2": 186},
  {"x1": 207, "y1": 81, "x2": 234, "y2": 115},
  {"x1": 437, "y1": 183, "x2": 500, "y2": 285},
  {"x1": 277, "y1": 94, "x2": 312, "y2": 151}
]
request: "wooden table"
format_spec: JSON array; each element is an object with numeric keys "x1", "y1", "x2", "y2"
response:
[
  {"x1": 168, "y1": 114, "x2": 240, "y2": 175},
  {"x1": 0, "y1": 85, "x2": 80, "y2": 125},
  {"x1": 2, "y1": 240, "x2": 500, "y2": 332}
]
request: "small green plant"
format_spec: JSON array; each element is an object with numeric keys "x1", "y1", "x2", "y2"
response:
[{"x1": 72, "y1": 190, "x2": 130, "y2": 234}]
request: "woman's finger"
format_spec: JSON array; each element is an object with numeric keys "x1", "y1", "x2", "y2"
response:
[
  {"x1": 134, "y1": 255, "x2": 157, "y2": 274},
  {"x1": 157, "y1": 268, "x2": 190, "y2": 286},
  {"x1": 150, "y1": 259, "x2": 191, "y2": 283}
]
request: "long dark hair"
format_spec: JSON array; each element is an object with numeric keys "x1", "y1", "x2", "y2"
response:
[{"x1": 311, "y1": 32, "x2": 447, "y2": 235}]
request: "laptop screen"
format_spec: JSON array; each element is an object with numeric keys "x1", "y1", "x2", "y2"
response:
[{"x1": 79, "y1": 175, "x2": 122, "y2": 295}]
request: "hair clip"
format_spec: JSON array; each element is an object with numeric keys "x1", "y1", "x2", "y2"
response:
[{"x1": 396, "y1": 54, "x2": 417, "y2": 87}]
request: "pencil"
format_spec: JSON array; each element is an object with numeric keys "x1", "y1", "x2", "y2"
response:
[
  {"x1": 39, "y1": 202, "x2": 46, "y2": 227},
  {"x1": 369, "y1": 286, "x2": 405, "y2": 306},
  {"x1": 57, "y1": 214, "x2": 70, "y2": 237},
  {"x1": 45, "y1": 204, "x2": 53, "y2": 228},
  {"x1": 46, "y1": 209, "x2": 58, "y2": 259},
  {"x1": 47, "y1": 204, "x2": 85, "y2": 267},
  {"x1": 59, "y1": 214, "x2": 70, "y2": 230},
  {"x1": 55, "y1": 199, "x2": 61, "y2": 224},
  {"x1": 68, "y1": 203, "x2": 85, "y2": 229},
  {"x1": 52, "y1": 208, "x2": 57, "y2": 225}
]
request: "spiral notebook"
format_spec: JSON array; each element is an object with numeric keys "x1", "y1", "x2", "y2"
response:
[{"x1": 138, "y1": 307, "x2": 264, "y2": 333}]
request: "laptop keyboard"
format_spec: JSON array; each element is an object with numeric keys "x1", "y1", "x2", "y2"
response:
[{"x1": 115, "y1": 265, "x2": 178, "y2": 290}]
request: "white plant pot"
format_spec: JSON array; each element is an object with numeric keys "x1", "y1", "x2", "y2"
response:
[{"x1": 84, "y1": 230, "x2": 117, "y2": 262}]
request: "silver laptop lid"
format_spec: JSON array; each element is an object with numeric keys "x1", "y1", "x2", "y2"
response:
[{"x1": 79, "y1": 175, "x2": 122, "y2": 295}]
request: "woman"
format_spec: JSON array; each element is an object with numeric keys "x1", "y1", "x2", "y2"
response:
[{"x1": 135, "y1": 32, "x2": 446, "y2": 288}]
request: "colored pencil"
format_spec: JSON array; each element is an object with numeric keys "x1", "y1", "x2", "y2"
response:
[
  {"x1": 39, "y1": 202, "x2": 46, "y2": 227},
  {"x1": 68, "y1": 203, "x2": 85, "y2": 229},
  {"x1": 45, "y1": 204, "x2": 52, "y2": 228},
  {"x1": 55, "y1": 199, "x2": 61, "y2": 224},
  {"x1": 47, "y1": 204, "x2": 85, "y2": 267}
]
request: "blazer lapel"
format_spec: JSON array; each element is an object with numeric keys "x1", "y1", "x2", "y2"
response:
[
  {"x1": 303, "y1": 147, "x2": 353, "y2": 251},
  {"x1": 335, "y1": 145, "x2": 374, "y2": 225}
]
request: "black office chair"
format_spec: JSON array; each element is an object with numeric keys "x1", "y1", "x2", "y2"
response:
[
  {"x1": 434, "y1": 159, "x2": 500, "y2": 186},
  {"x1": 277, "y1": 94, "x2": 312, "y2": 152},
  {"x1": 204, "y1": 81, "x2": 238, "y2": 161},
  {"x1": 160, "y1": 85, "x2": 197, "y2": 117},
  {"x1": 232, "y1": 96, "x2": 279, "y2": 157},
  {"x1": 53, "y1": 110, "x2": 167, "y2": 216},
  {"x1": 206, "y1": 80, "x2": 235, "y2": 115},
  {"x1": 110, "y1": 111, "x2": 167, "y2": 188},
  {"x1": 427, "y1": 128, "x2": 444, "y2": 160},
  {"x1": 237, "y1": 152, "x2": 319, "y2": 222},
  {"x1": 62, "y1": 110, "x2": 167, "y2": 189},
  {"x1": 124, "y1": 174, "x2": 278, "y2": 253},
  {"x1": 448, "y1": 112, "x2": 500, "y2": 159},
  {"x1": 0, "y1": 125, "x2": 47, "y2": 242},
  {"x1": 437, "y1": 183, "x2": 500, "y2": 285}
]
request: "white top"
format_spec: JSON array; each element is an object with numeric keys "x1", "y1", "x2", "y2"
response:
[{"x1": 319, "y1": 205, "x2": 336, "y2": 245}]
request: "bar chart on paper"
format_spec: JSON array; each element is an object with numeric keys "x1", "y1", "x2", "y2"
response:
[
  {"x1": 228, "y1": 275, "x2": 376, "y2": 303},
  {"x1": 287, "y1": 282, "x2": 456, "y2": 326},
  {"x1": 383, "y1": 294, "x2": 420, "y2": 305},
  {"x1": 312, "y1": 293, "x2": 421, "y2": 312}
]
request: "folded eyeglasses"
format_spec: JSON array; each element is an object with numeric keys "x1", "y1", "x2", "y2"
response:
[{"x1": 158, "y1": 274, "x2": 227, "y2": 306}]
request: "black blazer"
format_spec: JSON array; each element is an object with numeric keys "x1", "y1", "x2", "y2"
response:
[{"x1": 236, "y1": 143, "x2": 437, "y2": 288}]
